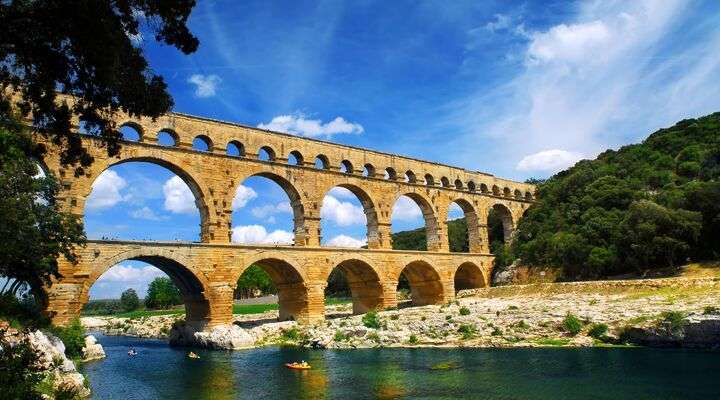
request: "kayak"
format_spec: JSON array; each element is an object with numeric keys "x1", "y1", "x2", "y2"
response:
[{"x1": 285, "y1": 363, "x2": 311, "y2": 370}]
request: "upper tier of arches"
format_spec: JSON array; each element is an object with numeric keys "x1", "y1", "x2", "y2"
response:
[{"x1": 112, "y1": 115, "x2": 535, "y2": 202}]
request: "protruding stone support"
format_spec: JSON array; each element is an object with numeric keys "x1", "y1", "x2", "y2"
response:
[
  {"x1": 368, "y1": 222, "x2": 392, "y2": 250},
  {"x1": 276, "y1": 282, "x2": 324, "y2": 324},
  {"x1": 297, "y1": 216, "x2": 321, "y2": 247},
  {"x1": 201, "y1": 284, "x2": 234, "y2": 328},
  {"x1": 470, "y1": 223, "x2": 489, "y2": 253},
  {"x1": 435, "y1": 221, "x2": 450, "y2": 253}
]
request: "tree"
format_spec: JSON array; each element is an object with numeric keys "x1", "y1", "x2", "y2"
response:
[
  {"x1": 235, "y1": 265, "x2": 276, "y2": 299},
  {"x1": 120, "y1": 288, "x2": 140, "y2": 312},
  {"x1": 0, "y1": 331, "x2": 44, "y2": 400},
  {"x1": 0, "y1": 123, "x2": 85, "y2": 298},
  {"x1": 145, "y1": 277, "x2": 182, "y2": 309},
  {"x1": 0, "y1": 0, "x2": 199, "y2": 171}
]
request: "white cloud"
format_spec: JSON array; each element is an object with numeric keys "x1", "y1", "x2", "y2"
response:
[
  {"x1": 257, "y1": 113, "x2": 364, "y2": 138},
  {"x1": 251, "y1": 201, "x2": 293, "y2": 219},
  {"x1": 453, "y1": 0, "x2": 720, "y2": 179},
  {"x1": 516, "y1": 149, "x2": 584, "y2": 173},
  {"x1": 163, "y1": 176, "x2": 197, "y2": 214},
  {"x1": 188, "y1": 74, "x2": 221, "y2": 98},
  {"x1": 321, "y1": 194, "x2": 366, "y2": 227},
  {"x1": 231, "y1": 225, "x2": 294, "y2": 245},
  {"x1": 391, "y1": 195, "x2": 423, "y2": 221},
  {"x1": 232, "y1": 184, "x2": 258, "y2": 210},
  {"x1": 129, "y1": 206, "x2": 164, "y2": 221},
  {"x1": 86, "y1": 170, "x2": 127, "y2": 210},
  {"x1": 325, "y1": 234, "x2": 366, "y2": 248},
  {"x1": 96, "y1": 264, "x2": 165, "y2": 283},
  {"x1": 526, "y1": 20, "x2": 610, "y2": 65}
]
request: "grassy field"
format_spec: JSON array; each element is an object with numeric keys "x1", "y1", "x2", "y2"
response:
[{"x1": 83, "y1": 298, "x2": 351, "y2": 319}]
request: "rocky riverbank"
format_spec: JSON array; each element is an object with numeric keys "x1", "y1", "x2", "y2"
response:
[
  {"x1": 81, "y1": 276, "x2": 720, "y2": 350},
  {"x1": 1, "y1": 321, "x2": 106, "y2": 398}
]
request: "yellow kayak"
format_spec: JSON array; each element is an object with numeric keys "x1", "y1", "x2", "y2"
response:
[{"x1": 285, "y1": 363, "x2": 311, "y2": 370}]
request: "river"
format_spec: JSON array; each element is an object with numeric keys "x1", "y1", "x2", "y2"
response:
[{"x1": 82, "y1": 334, "x2": 719, "y2": 399}]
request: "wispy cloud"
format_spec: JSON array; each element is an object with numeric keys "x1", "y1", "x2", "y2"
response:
[
  {"x1": 188, "y1": 74, "x2": 221, "y2": 98},
  {"x1": 451, "y1": 0, "x2": 720, "y2": 178}
]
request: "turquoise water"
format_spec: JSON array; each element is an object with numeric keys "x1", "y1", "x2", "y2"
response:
[{"x1": 83, "y1": 334, "x2": 720, "y2": 399}]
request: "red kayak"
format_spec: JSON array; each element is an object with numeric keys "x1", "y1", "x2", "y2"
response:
[{"x1": 285, "y1": 363, "x2": 311, "y2": 370}]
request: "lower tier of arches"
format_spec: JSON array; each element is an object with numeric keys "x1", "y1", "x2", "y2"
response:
[{"x1": 45, "y1": 241, "x2": 494, "y2": 329}]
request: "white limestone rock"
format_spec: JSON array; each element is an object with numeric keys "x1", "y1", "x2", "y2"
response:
[{"x1": 81, "y1": 335, "x2": 106, "y2": 361}]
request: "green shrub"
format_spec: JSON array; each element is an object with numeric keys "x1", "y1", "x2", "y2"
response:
[
  {"x1": 407, "y1": 334, "x2": 419, "y2": 344},
  {"x1": 703, "y1": 306, "x2": 719, "y2": 315},
  {"x1": 50, "y1": 319, "x2": 86, "y2": 358},
  {"x1": 390, "y1": 314, "x2": 399, "y2": 321},
  {"x1": 515, "y1": 320, "x2": 529, "y2": 329},
  {"x1": 562, "y1": 314, "x2": 583, "y2": 336},
  {"x1": 660, "y1": 311, "x2": 687, "y2": 334},
  {"x1": 145, "y1": 277, "x2": 182, "y2": 309},
  {"x1": 459, "y1": 307, "x2": 470, "y2": 316},
  {"x1": 334, "y1": 331, "x2": 349, "y2": 342},
  {"x1": 491, "y1": 326, "x2": 503, "y2": 336},
  {"x1": 362, "y1": 310, "x2": 381, "y2": 329},
  {"x1": 281, "y1": 327, "x2": 300, "y2": 341},
  {"x1": 420, "y1": 316, "x2": 427, "y2": 321},
  {"x1": 458, "y1": 324, "x2": 477, "y2": 340},
  {"x1": 507, "y1": 305, "x2": 518, "y2": 310},
  {"x1": 0, "y1": 331, "x2": 44, "y2": 399},
  {"x1": 445, "y1": 315, "x2": 452, "y2": 321},
  {"x1": 588, "y1": 323, "x2": 609, "y2": 340}
]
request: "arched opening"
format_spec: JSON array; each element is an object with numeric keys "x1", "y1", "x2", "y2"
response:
[
  {"x1": 525, "y1": 191, "x2": 533, "y2": 201},
  {"x1": 85, "y1": 257, "x2": 210, "y2": 328},
  {"x1": 514, "y1": 189, "x2": 523, "y2": 200},
  {"x1": 84, "y1": 160, "x2": 204, "y2": 241},
  {"x1": 226, "y1": 140, "x2": 244, "y2": 157},
  {"x1": 446, "y1": 199, "x2": 480, "y2": 253},
  {"x1": 288, "y1": 150, "x2": 304, "y2": 166},
  {"x1": 119, "y1": 123, "x2": 142, "y2": 142},
  {"x1": 258, "y1": 146, "x2": 276, "y2": 162},
  {"x1": 454, "y1": 179, "x2": 463, "y2": 190},
  {"x1": 362, "y1": 164, "x2": 375, "y2": 178},
  {"x1": 384, "y1": 167, "x2": 397, "y2": 181},
  {"x1": 467, "y1": 181, "x2": 476, "y2": 192},
  {"x1": 424, "y1": 174, "x2": 434, "y2": 186},
  {"x1": 492, "y1": 185, "x2": 500, "y2": 196},
  {"x1": 320, "y1": 185, "x2": 377, "y2": 249},
  {"x1": 157, "y1": 129, "x2": 178, "y2": 147},
  {"x1": 230, "y1": 173, "x2": 304, "y2": 246},
  {"x1": 239, "y1": 259, "x2": 307, "y2": 321},
  {"x1": 396, "y1": 261, "x2": 444, "y2": 306},
  {"x1": 404, "y1": 170, "x2": 417, "y2": 183},
  {"x1": 390, "y1": 193, "x2": 439, "y2": 251},
  {"x1": 440, "y1": 177, "x2": 450, "y2": 188},
  {"x1": 340, "y1": 160, "x2": 354, "y2": 174},
  {"x1": 488, "y1": 203, "x2": 514, "y2": 251},
  {"x1": 503, "y1": 187, "x2": 512, "y2": 197},
  {"x1": 314, "y1": 155, "x2": 330, "y2": 170},
  {"x1": 454, "y1": 262, "x2": 486, "y2": 291},
  {"x1": 480, "y1": 183, "x2": 489, "y2": 194},
  {"x1": 192, "y1": 135, "x2": 213, "y2": 152},
  {"x1": 325, "y1": 259, "x2": 383, "y2": 315}
]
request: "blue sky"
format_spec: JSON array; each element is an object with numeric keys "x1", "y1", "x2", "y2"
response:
[{"x1": 87, "y1": 0, "x2": 720, "y2": 299}]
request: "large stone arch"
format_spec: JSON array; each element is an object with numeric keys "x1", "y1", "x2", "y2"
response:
[
  {"x1": 446, "y1": 197, "x2": 483, "y2": 253},
  {"x1": 392, "y1": 192, "x2": 441, "y2": 251},
  {"x1": 319, "y1": 183, "x2": 380, "y2": 249},
  {"x1": 231, "y1": 171, "x2": 306, "y2": 245},
  {"x1": 234, "y1": 257, "x2": 311, "y2": 322},
  {"x1": 395, "y1": 260, "x2": 446, "y2": 306},
  {"x1": 453, "y1": 261, "x2": 487, "y2": 291},
  {"x1": 82, "y1": 154, "x2": 211, "y2": 241},
  {"x1": 488, "y1": 202, "x2": 514, "y2": 245},
  {"x1": 82, "y1": 248, "x2": 212, "y2": 328},
  {"x1": 323, "y1": 256, "x2": 384, "y2": 314}
]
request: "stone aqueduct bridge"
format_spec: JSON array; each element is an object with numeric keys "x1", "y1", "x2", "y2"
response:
[{"x1": 42, "y1": 111, "x2": 535, "y2": 329}]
